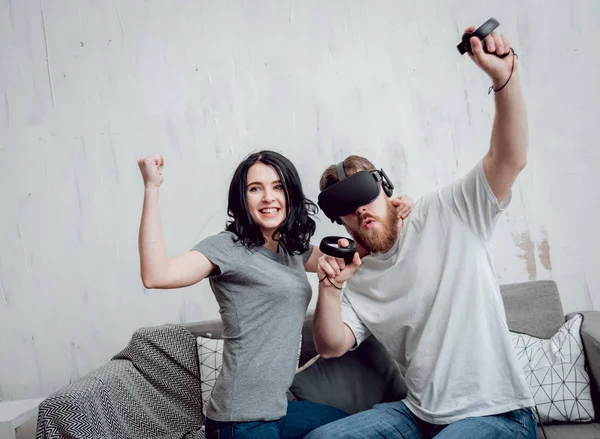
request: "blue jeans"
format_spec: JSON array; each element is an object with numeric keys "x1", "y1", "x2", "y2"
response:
[
  {"x1": 205, "y1": 400, "x2": 349, "y2": 439},
  {"x1": 304, "y1": 401, "x2": 538, "y2": 439}
]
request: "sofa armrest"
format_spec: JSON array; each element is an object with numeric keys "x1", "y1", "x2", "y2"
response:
[
  {"x1": 36, "y1": 325, "x2": 204, "y2": 439},
  {"x1": 567, "y1": 311, "x2": 600, "y2": 417}
]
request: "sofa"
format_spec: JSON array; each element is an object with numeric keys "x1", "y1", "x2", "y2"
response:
[{"x1": 36, "y1": 280, "x2": 600, "y2": 439}]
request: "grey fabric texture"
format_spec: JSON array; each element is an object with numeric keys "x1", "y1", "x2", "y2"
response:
[
  {"x1": 500, "y1": 280, "x2": 565, "y2": 339},
  {"x1": 184, "y1": 319, "x2": 224, "y2": 339},
  {"x1": 290, "y1": 334, "x2": 407, "y2": 415},
  {"x1": 191, "y1": 231, "x2": 312, "y2": 422},
  {"x1": 539, "y1": 422, "x2": 600, "y2": 438},
  {"x1": 188, "y1": 320, "x2": 299, "y2": 404},
  {"x1": 36, "y1": 324, "x2": 204, "y2": 439},
  {"x1": 299, "y1": 312, "x2": 319, "y2": 365},
  {"x1": 568, "y1": 311, "x2": 600, "y2": 418},
  {"x1": 186, "y1": 313, "x2": 319, "y2": 368}
]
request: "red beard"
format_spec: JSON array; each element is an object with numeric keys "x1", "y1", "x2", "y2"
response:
[{"x1": 352, "y1": 201, "x2": 399, "y2": 254}]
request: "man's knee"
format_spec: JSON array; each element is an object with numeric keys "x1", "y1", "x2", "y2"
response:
[
  {"x1": 304, "y1": 403, "x2": 410, "y2": 439},
  {"x1": 304, "y1": 417, "x2": 358, "y2": 439},
  {"x1": 305, "y1": 423, "x2": 340, "y2": 439}
]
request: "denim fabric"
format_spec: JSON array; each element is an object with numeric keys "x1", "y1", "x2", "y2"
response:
[
  {"x1": 304, "y1": 401, "x2": 538, "y2": 439},
  {"x1": 205, "y1": 400, "x2": 349, "y2": 439}
]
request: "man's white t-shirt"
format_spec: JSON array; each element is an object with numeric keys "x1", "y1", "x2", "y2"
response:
[{"x1": 341, "y1": 160, "x2": 534, "y2": 424}]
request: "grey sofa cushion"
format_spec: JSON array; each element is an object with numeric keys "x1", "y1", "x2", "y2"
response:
[
  {"x1": 501, "y1": 280, "x2": 565, "y2": 339},
  {"x1": 289, "y1": 335, "x2": 407, "y2": 415},
  {"x1": 539, "y1": 422, "x2": 600, "y2": 438},
  {"x1": 183, "y1": 318, "x2": 224, "y2": 339}
]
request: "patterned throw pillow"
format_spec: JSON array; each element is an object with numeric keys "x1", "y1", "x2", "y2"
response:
[
  {"x1": 197, "y1": 336, "x2": 224, "y2": 417},
  {"x1": 510, "y1": 313, "x2": 595, "y2": 423},
  {"x1": 197, "y1": 334, "x2": 302, "y2": 416}
]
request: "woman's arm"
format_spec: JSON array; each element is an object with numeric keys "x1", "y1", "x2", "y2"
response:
[
  {"x1": 138, "y1": 154, "x2": 216, "y2": 289},
  {"x1": 304, "y1": 245, "x2": 322, "y2": 273}
]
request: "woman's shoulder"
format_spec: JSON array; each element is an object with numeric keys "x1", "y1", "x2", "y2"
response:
[
  {"x1": 194, "y1": 230, "x2": 243, "y2": 252},
  {"x1": 215, "y1": 230, "x2": 238, "y2": 241}
]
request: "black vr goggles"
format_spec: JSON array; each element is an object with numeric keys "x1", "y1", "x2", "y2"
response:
[{"x1": 317, "y1": 161, "x2": 394, "y2": 224}]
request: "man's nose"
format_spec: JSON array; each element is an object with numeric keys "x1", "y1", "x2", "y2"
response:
[{"x1": 355, "y1": 205, "x2": 367, "y2": 215}]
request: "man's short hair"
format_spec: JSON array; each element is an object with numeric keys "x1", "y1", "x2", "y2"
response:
[{"x1": 319, "y1": 155, "x2": 377, "y2": 191}]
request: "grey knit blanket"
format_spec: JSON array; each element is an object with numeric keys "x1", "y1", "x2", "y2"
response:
[{"x1": 36, "y1": 324, "x2": 205, "y2": 439}]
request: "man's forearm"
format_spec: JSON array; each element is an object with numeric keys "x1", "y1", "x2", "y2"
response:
[
  {"x1": 313, "y1": 284, "x2": 349, "y2": 358},
  {"x1": 490, "y1": 72, "x2": 528, "y2": 167}
]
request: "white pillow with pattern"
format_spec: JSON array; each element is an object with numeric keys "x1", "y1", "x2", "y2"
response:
[{"x1": 510, "y1": 313, "x2": 594, "y2": 423}]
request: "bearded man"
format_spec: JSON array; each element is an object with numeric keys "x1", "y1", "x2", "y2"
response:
[{"x1": 306, "y1": 26, "x2": 537, "y2": 439}]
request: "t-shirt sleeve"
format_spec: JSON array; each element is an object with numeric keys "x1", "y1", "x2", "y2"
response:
[
  {"x1": 191, "y1": 232, "x2": 238, "y2": 277},
  {"x1": 341, "y1": 292, "x2": 371, "y2": 350},
  {"x1": 438, "y1": 159, "x2": 510, "y2": 242}
]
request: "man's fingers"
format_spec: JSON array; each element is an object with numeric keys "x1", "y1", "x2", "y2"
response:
[
  {"x1": 318, "y1": 252, "x2": 361, "y2": 286},
  {"x1": 352, "y1": 252, "x2": 362, "y2": 269},
  {"x1": 337, "y1": 238, "x2": 349, "y2": 248},
  {"x1": 484, "y1": 33, "x2": 495, "y2": 52},
  {"x1": 463, "y1": 25, "x2": 476, "y2": 34},
  {"x1": 319, "y1": 258, "x2": 338, "y2": 278},
  {"x1": 325, "y1": 256, "x2": 342, "y2": 276},
  {"x1": 501, "y1": 34, "x2": 511, "y2": 52},
  {"x1": 493, "y1": 33, "x2": 504, "y2": 55},
  {"x1": 470, "y1": 37, "x2": 486, "y2": 63}
]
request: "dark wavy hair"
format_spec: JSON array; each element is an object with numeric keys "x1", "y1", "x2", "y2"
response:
[{"x1": 225, "y1": 150, "x2": 318, "y2": 255}]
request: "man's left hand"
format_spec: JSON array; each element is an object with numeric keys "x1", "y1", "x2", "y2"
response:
[{"x1": 465, "y1": 26, "x2": 518, "y2": 87}]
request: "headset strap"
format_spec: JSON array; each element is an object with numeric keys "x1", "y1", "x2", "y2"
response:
[{"x1": 336, "y1": 161, "x2": 347, "y2": 181}]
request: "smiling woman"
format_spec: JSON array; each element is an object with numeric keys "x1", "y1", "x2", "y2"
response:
[
  {"x1": 246, "y1": 163, "x2": 287, "y2": 240},
  {"x1": 136, "y1": 150, "x2": 350, "y2": 439},
  {"x1": 224, "y1": 151, "x2": 317, "y2": 255}
]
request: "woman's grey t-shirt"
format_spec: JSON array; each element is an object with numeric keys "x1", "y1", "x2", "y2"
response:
[{"x1": 192, "y1": 231, "x2": 313, "y2": 422}]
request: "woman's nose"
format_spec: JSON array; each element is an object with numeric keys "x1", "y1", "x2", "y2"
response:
[{"x1": 263, "y1": 189, "x2": 275, "y2": 202}]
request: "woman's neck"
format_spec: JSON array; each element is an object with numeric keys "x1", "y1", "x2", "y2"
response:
[{"x1": 263, "y1": 232, "x2": 279, "y2": 253}]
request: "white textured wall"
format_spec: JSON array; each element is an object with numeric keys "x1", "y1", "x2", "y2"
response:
[{"x1": 1, "y1": 0, "x2": 599, "y2": 402}]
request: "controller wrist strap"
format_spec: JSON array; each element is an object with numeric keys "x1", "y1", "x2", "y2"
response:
[
  {"x1": 318, "y1": 275, "x2": 343, "y2": 290},
  {"x1": 488, "y1": 48, "x2": 518, "y2": 95}
]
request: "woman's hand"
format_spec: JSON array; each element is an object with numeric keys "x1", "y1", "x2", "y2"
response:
[
  {"x1": 392, "y1": 195, "x2": 414, "y2": 219},
  {"x1": 138, "y1": 154, "x2": 164, "y2": 188}
]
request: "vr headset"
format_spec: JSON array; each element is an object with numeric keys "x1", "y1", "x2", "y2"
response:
[{"x1": 317, "y1": 161, "x2": 394, "y2": 224}]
